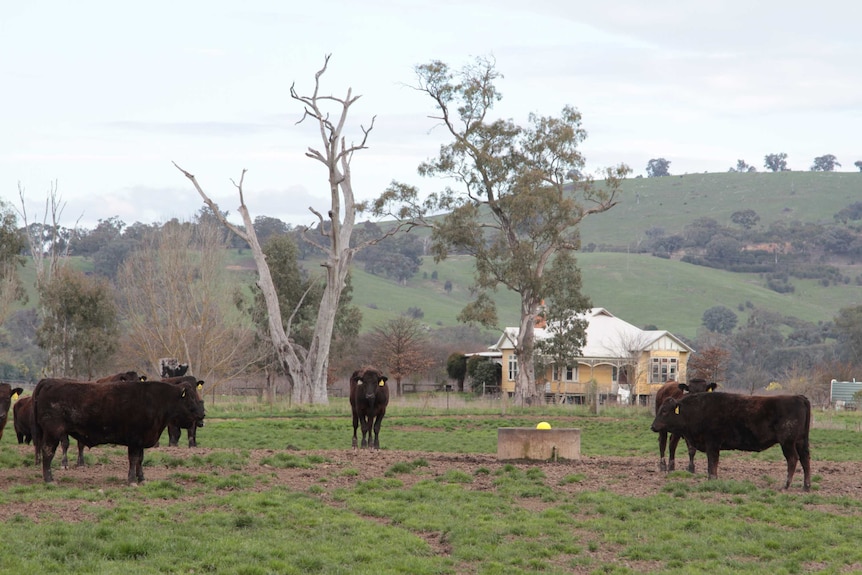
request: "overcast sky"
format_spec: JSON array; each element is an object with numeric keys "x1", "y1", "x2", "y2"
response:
[{"x1": 3, "y1": 1, "x2": 860, "y2": 230}]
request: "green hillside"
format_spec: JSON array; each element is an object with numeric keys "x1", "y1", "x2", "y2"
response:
[
  {"x1": 345, "y1": 252, "x2": 862, "y2": 342},
  {"x1": 7, "y1": 171, "x2": 862, "y2": 347},
  {"x1": 578, "y1": 171, "x2": 862, "y2": 248}
]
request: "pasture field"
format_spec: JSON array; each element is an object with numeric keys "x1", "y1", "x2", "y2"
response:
[{"x1": 2, "y1": 396, "x2": 862, "y2": 574}]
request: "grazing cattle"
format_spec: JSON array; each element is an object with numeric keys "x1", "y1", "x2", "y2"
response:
[
  {"x1": 654, "y1": 378, "x2": 717, "y2": 472},
  {"x1": 160, "y1": 376, "x2": 205, "y2": 447},
  {"x1": 349, "y1": 368, "x2": 389, "y2": 450},
  {"x1": 13, "y1": 395, "x2": 34, "y2": 445},
  {"x1": 1, "y1": 382, "x2": 25, "y2": 441},
  {"x1": 13, "y1": 395, "x2": 76, "y2": 466},
  {"x1": 161, "y1": 363, "x2": 189, "y2": 378},
  {"x1": 33, "y1": 378, "x2": 205, "y2": 484},
  {"x1": 95, "y1": 371, "x2": 147, "y2": 383},
  {"x1": 650, "y1": 392, "x2": 812, "y2": 490}
]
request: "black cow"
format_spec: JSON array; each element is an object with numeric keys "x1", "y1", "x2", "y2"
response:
[
  {"x1": 654, "y1": 378, "x2": 717, "y2": 472},
  {"x1": 95, "y1": 371, "x2": 147, "y2": 383},
  {"x1": 13, "y1": 394, "x2": 77, "y2": 467},
  {"x1": 33, "y1": 378, "x2": 205, "y2": 483},
  {"x1": 162, "y1": 363, "x2": 189, "y2": 378},
  {"x1": 1, "y1": 382, "x2": 25, "y2": 441},
  {"x1": 13, "y1": 394, "x2": 34, "y2": 445},
  {"x1": 160, "y1": 376, "x2": 205, "y2": 447},
  {"x1": 349, "y1": 368, "x2": 389, "y2": 450},
  {"x1": 651, "y1": 391, "x2": 812, "y2": 490}
]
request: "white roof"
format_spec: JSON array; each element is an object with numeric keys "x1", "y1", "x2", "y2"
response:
[{"x1": 491, "y1": 307, "x2": 693, "y2": 359}]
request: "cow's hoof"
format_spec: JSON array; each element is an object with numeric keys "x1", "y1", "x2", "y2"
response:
[{"x1": 659, "y1": 461, "x2": 667, "y2": 472}]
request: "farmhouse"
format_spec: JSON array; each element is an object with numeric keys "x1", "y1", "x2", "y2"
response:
[{"x1": 488, "y1": 308, "x2": 693, "y2": 405}]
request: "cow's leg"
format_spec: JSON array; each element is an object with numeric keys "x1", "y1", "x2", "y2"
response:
[
  {"x1": 76, "y1": 440, "x2": 85, "y2": 467},
  {"x1": 360, "y1": 415, "x2": 371, "y2": 448},
  {"x1": 667, "y1": 433, "x2": 681, "y2": 472},
  {"x1": 658, "y1": 431, "x2": 668, "y2": 471},
  {"x1": 371, "y1": 412, "x2": 385, "y2": 450},
  {"x1": 684, "y1": 436, "x2": 697, "y2": 474},
  {"x1": 60, "y1": 434, "x2": 70, "y2": 470},
  {"x1": 352, "y1": 412, "x2": 360, "y2": 450},
  {"x1": 188, "y1": 425, "x2": 197, "y2": 448},
  {"x1": 780, "y1": 441, "x2": 799, "y2": 490},
  {"x1": 797, "y1": 438, "x2": 811, "y2": 492},
  {"x1": 127, "y1": 446, "x2": 145, "y2": 484},
  {"x1": 40, "y1": 437, "x2": 60, "y2": 483},
  {"x1": 706, "y1": 448, "x2": 720, "y2": 480},
  {"x1": 168, "y1": 424, "x2": 180, "y2": 447}
]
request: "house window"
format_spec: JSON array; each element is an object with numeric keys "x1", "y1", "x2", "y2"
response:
[
  {"x1": 553, "y1": 365, "x2": 578, "y2": 382},
  {"x1": 651, "y1": 357, "x2": 678, "y2": 383},
  {"x1": 508, "y1": 355, "x2": 518, "y2": 381}
]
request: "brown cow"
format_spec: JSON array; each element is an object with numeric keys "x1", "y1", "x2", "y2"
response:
[
  {"x1": 24, "y1": 373, "x2": 147, "y2": 468},
  {"x1": 654, "y1": 378, "x2": 717, "y2": 472},
  {"x1": 650, "y1": 391, "x2": 812, "y2": 490},
  {"x1": 349, "y1": 368, "x2": 389, "y2": 450},
  {"x1": 13, "y1": 394, "x2": 34, "y2": 445},
  {"x1": 1, "y1": 382, "x2": 25, "y2": 441},
  {"x1": 13, "y1": 394, "x2": 77, "y2": 467},
  {"x1": 160, "y1": 375, "x2": 205, "y2": 447},
  {"x1": 33, "y1": 378, "x2": 205, "y2": 483},
  {"x1": 95, "y1": 371, "x2": 147, "y2": 383}
]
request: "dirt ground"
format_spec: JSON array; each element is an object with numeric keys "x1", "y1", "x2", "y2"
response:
[{"x1": 2, "y1": 443, "x2": 861, "y2": 524}]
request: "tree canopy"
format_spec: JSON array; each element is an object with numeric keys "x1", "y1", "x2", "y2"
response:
[
  {"x1": 646, "y1": 158, "x2": 671, "y2": 177},
  {"x1": 385, "y1": 56, "x2": 629, "y2": 405},
  {"x1": 811, "y1": 154, "x2": 841, "y2": 172},
  {"x1": 764, "y1": 153, "x2": 790, "y2": 172}
]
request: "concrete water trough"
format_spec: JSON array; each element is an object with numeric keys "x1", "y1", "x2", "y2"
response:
[{"x1": 497, "y1": 427, "x2": 581, "y2": 461}]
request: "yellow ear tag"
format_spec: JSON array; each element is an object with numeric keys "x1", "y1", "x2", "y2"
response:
[
  {"x1": 708, "y1": 388, "x2": 713, "y2": 392},
  {"x1": 197, "y1": 384, "x2": 203, "y2": 391},
  {"x1": 182, "y1": 389, "x2": 187, "y2": 398},
  {"x1": 674, "y1": 406, "x2": 680, "y2": 414},
  {"x1": 11, "y1": 393, "x2": 18, "y2": 402},
  {"x1": 379, "y1": 379, "x2": 385, "y2": 387}
]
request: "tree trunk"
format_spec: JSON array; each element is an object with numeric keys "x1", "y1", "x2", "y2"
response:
[{"x1": 513, "y1": 294, "x2": 541, "y2": 406}]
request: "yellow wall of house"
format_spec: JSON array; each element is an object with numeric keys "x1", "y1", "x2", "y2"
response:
[{"x1": 499, "y1": 348, "x2": 690, "y2": 398}]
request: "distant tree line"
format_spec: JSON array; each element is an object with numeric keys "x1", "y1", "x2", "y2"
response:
[{"x1": 645, "y1": 153, "x2": 861, "y2": 176}]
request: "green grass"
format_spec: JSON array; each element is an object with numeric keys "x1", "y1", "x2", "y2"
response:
[{"x1": 4, "y1": 400, "x2": 862, "y2": 573}]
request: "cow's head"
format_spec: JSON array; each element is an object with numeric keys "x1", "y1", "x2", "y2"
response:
[
  {"x1": 357, "y1": 369, "x2": 387, "y2": 400},
  {"x1": 173, "y1": 380, "x2": 206, "y2": 429},
  {"x1": 679, "y1": 378, "x2": 717, "y2": 394},
  {"x1": 650, "y1": 397, "x2": 683, "y2": 433}
]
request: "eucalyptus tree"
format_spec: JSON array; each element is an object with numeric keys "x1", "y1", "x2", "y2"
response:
[
  {"x1": 380, "y1": 57, "x2": 630, "y2": 405},
  {"x1": 175, "y1": 55, "x2": 411, "y2": 404},
  {"x1": 36, "y1": 266, "x2": 119, "y2": 379},
  {"x1": 0, "y1": 198, "x2": 27, "y2": 323}
]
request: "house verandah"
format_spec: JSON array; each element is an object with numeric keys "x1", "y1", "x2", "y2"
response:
[{"x1": 482, "y1": 308, "x2": 693, "y2": 405}]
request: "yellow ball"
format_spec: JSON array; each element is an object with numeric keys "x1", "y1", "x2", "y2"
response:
[{"x1": 536, "y1": 421, "x2": 551, "y2": 430}]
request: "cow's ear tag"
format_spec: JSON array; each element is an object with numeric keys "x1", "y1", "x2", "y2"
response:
[
  {"x1": 708, "y1": 388, "x2": 713, "y2": 392},
  {"x1": 197, "y1": 384, "x2": 203, "y2": 391},
  {"x1": 182, "y1": 389, "x2": 187, "y2": 398},
  {"x1": 379, "y1": 379, "x2": 385, "y2": 387},
  {"x1": 11, "y1": 393, "x2": 18, "y2": 402},
  {"x1": 674, "y1": 406, "x2": 680, "y2": 414}
]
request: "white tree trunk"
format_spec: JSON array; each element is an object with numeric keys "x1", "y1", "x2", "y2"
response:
[{"x1": 513, "y1": 294, "x2": 542, "y2": 405}]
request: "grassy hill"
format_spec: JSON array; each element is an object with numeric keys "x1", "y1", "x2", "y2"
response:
[
  {"x1": 7, "y1": 171, "x2": 862, "y2": 348},
  {"x1": 343, "y1": 251, "x2": 861, "y2": 342},
  {"x1": 344, "y1": 171, "x2": 862, "y2": 341},
  {"x1": 578, "y1": 171, "x2": 862, "y2": 249}
]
